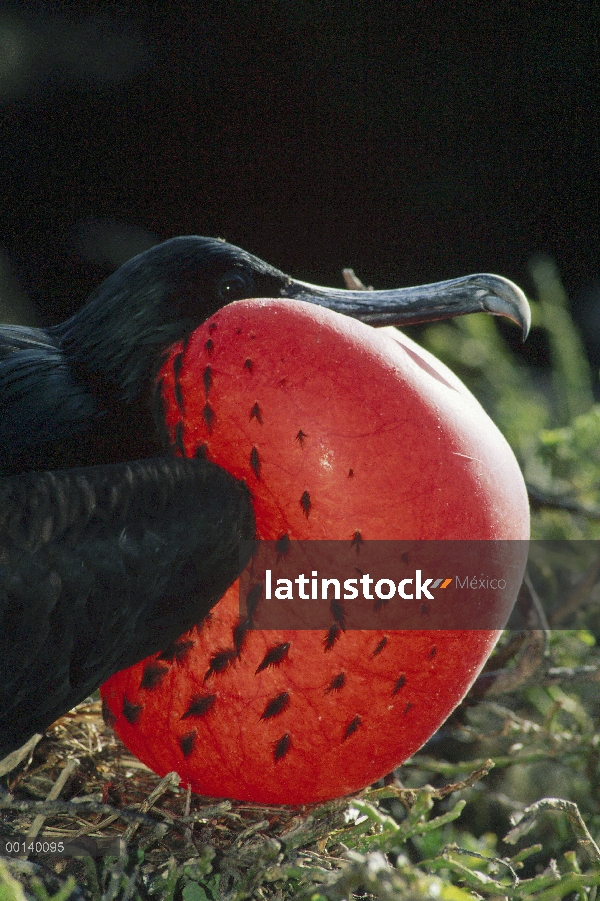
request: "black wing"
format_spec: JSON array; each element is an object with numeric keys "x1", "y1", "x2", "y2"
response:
[
  {"x1": 0, "y1": 325, "x2": 98, "y2": 474},
  {"x1": 0, "y1": 456, "x2": 255, "y2": 757}
]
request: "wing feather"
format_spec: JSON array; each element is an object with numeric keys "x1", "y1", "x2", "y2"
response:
[
  {"x1": 0, "y1": 457, "x2": 255, "y2": 756},
  {"x1": 0, "y1": 326, "x2": 97, "y2": 473}
]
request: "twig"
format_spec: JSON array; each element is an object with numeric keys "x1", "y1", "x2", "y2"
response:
[
  {"x1": 0, "y1": 735, "x2": 42, "y2": 778},
  {"x1": 232, "y1": 819, "x2": 271, "y2": 849},
  {"x1": 178, "y1": 800, "x2": 233, "y2": 823},
  {"x1": 72, "y1": 813, "x2": 119, "y2": 839},
  {"x1": 443, "y1": 842, "x2": 520, "y2": 885},
  {"x1": 527, "y1": 484, "x2": 600, "y2": 518},
  {"x1": 24, "y1": 757, "x2": 79, "y2": 856},
  {"x1": 181, "y1": 782, "x2": 194, "y2": 847},
  {"x1": 520, "y1": 572, "x2": 551, "y2": 632},
  {"x1": 0, "y1": 794, "x2": 156, "y2": 825},
  {"x1": 541, "y1": 663, "x2": 600, "y2": 684},
  {"x1": 369, "y1": 761, "x2": 494, "y2": 813},
  {"x1": 473, "y1": 578, "x2": 548, "y2": 698},
  {"x1": 341, "y1": 269, "x2": 373, "y2": 291},
  {"x1": 478, "y1": 631, "x2": 547, "y2": 697},
  {"x1": 122, "y1": 771, "x2": 180, "y2": 844},
  {"x1": 430, "y1": 760, "x2": 495, "y2": 799},
  {"x1": 506, "y1": 798, "x2": 600, "y2": 865}
]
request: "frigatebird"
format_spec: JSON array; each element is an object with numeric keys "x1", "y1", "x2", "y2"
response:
[{"x1": 0, "y1": 236, "x2": 530, "y2": 758}]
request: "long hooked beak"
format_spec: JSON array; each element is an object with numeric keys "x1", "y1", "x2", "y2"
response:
[{"x1": 281, "y1": 272, "x2": 530, "y2": 339}]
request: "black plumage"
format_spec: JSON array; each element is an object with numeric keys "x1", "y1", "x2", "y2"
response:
[
  {"x1": 0, "y1": 457, "x2": 254, "y2": 757},
  {"x1": 0, "y1": 235, "x2": 530, "y2": 758}
]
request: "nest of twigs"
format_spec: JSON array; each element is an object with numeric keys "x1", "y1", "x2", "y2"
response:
[{"x1": 0, "y1": 698, "x2": 354, "y2": 900}]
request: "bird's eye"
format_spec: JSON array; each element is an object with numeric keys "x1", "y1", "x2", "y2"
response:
[{"x1": 217, "y1": 269, "x2": 254, "y2": 302}]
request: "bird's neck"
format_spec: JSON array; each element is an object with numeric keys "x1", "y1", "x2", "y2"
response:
[{"x1": 53, "y1": 279, "x2": 194, "y2": 408}]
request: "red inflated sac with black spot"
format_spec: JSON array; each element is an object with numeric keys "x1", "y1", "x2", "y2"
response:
[{"x1": 101, "y1": 299, "x2": 529, "y2": 804}]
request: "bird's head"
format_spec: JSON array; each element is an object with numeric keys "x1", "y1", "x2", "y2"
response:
[{"x1": 56, "y1": 235, "x2": 529, "y2": 404}]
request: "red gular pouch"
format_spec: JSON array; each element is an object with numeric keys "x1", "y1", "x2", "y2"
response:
[{"x1": 101, "y1": 299, "x2": 529, "y2": 804}]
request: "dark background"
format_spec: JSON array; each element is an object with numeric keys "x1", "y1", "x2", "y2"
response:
[{"x1": 1, "y1": 1, "x2": 598, "y2": 368}]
